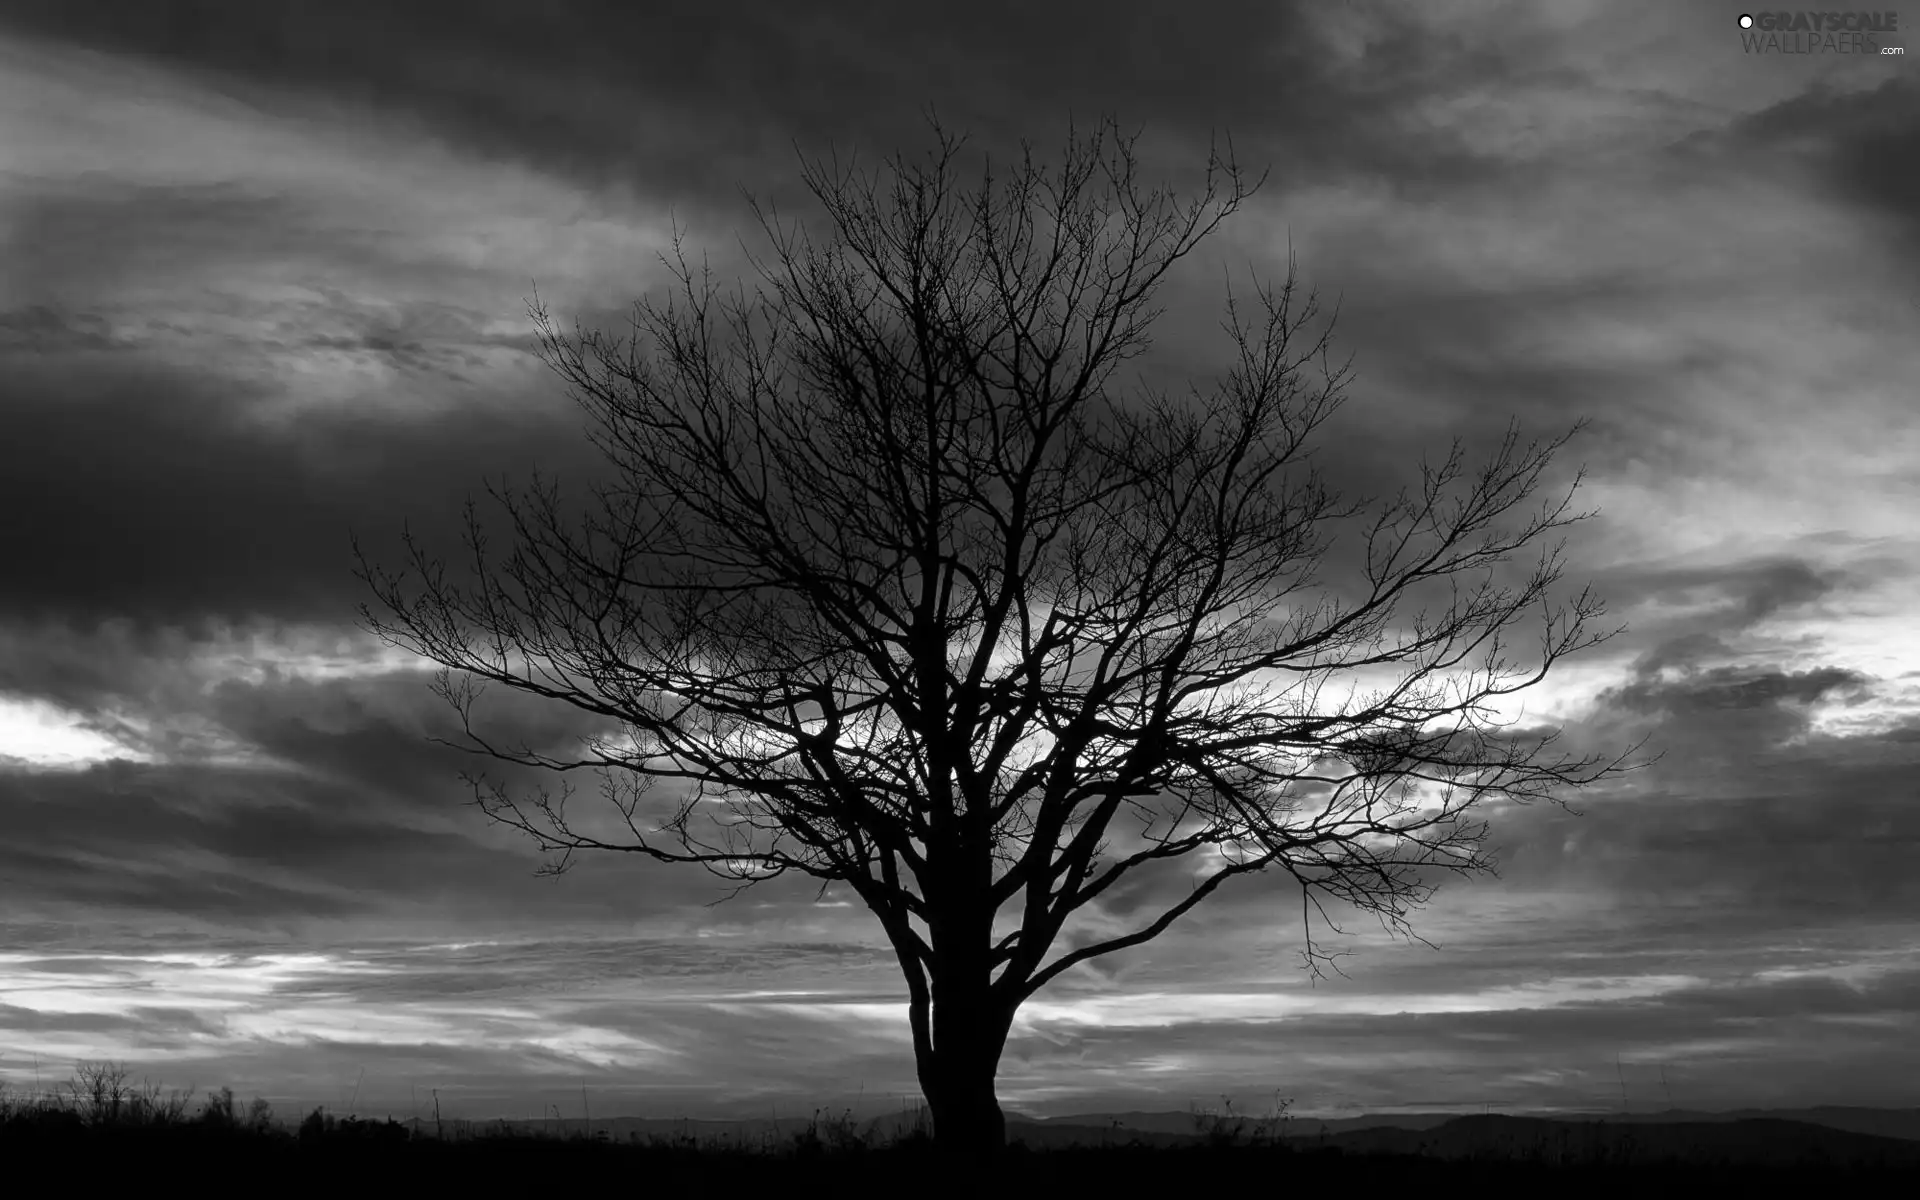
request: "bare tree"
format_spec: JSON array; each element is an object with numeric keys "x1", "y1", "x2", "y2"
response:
[{"x1": 358, "y1": 115, "x2": 1640, "y2": 1163}]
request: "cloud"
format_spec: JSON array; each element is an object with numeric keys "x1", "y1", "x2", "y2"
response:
[
  {"x1": 1719, "y1": 75, "x2": 1920, "y2": 259},
  {"x1": 1479, "y1": 652, "x2": 1920, "y2": 929},
  {"x1": 1602, "y1": 662, "x2": 1868, "y2": 715},
  {"x1": 0, "y1": 351, "x2": 594, "y2": 628},
  {"x1": 999, "y1": 966, "x2": 1920, "y2": 1113},
  {"x1": 0, "y1": 305, "x2": 121, "y2": 352},
  {"x1": 0, "y1": 750, "x2": 758, "y2": 935},
  {"x1": 0, "y1": 2, "x2": 1442, "y2": 211}
]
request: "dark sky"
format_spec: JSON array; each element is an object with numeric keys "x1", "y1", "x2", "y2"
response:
[{"x1": 2, "y1": 1, "x2": 1917, "y2": 1123}]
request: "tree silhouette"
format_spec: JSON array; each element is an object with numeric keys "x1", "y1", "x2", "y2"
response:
[{"x1": 357, "y1": 115, "x2": 1641, "y2": 1164}]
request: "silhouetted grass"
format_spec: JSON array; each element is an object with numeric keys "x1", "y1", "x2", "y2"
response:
[{"x1": 4, "y1": 1063, "x2": 1915, "y2": 1196}]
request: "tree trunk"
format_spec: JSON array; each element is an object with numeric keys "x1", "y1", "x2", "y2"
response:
[
  {"x1": 919, "y1": 979, "x2": 1014, "y2": 1164},
  {"x1": 916, "y1": 802, "x2": 1017, "y2": 1165}
]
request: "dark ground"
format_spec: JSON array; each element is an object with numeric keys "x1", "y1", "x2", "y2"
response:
[{"x1": 5, "y1": 1108, "x2": 1918, "y2": 1197}]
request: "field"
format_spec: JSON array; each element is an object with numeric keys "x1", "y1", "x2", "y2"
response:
[{"x1": 4, "y1": 1065, "x2": 1917, "y2": 1196}]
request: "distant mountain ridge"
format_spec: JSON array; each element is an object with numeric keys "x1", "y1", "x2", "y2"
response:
[
  {"x1": 1026, "y1": 1104, "x2": 1920, "y2": 1145},
  {"x1": 985, "y1": 1107, "x2": 1920, "y2": 1165},
  {"x1": 1294, "y1": 1115, "x2": 1920, "y2": 1167},
  {"x1": 422, "y1": 1104, "x2": 1920, "y2": 1161}
]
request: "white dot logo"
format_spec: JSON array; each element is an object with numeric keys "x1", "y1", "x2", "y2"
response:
[{"x1": 1738, "y1": 13, "x2": 1754, "y2": 27}]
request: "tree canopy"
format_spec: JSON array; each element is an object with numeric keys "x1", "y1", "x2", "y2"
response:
[{"x1": 358, "y1": 115, "x2": 1641, "y2": 1160}]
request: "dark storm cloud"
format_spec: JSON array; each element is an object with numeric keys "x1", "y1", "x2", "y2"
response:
[
  {"x1": 193, "y1": 664, "x2": 636, "y2": 810},
  {"x1": 1512, "y1": 759, "x2": 1920, "y2": 927},
  {"x1": 1603, "y1": 663, "x2": 1869, "y2": 715},
  {"x1": 0, "y1": 755, "x2": 598, "y2": 926},
  {"x1": 0, "y1": 1, "x2": 1630, "y2": 647},
  {"x1": 0, "y1": 350, "x2": 587, "y2": 628},
  {"x1": 0, "y1": 306, "x2": 121, "y2": 353},
  {"x1": 0, "y1": 619, "x2": 669, "y2": 848},
  {"x1": 298, "y1": 304, "x2": 520, "y2": 381},
  {"x1": 0, "y1": 0, "x2": 1503, "y2": 214},
  {"x1": 0, "y1": 661, "x2": 840, "y2": 931},
  {"x1": 0, "y1": 1002, "x2": 225, "y2": 1039},
  {"x1": 1584, "y1": 549, "x2": 1873, "y2": 673},
  {"x1": 0, "y1": 761, "x2": 435, "y2": 919},
  {"x1": 2, "y1": 183, "x2": 302, "y2": 301},
  {"x1": 1714, "y1": 75, "x2": 1920, "y2": 256},
  {"x1": 0, "y1": 178, "x2": 573, "y2": 366},
  {"x1": 1637, "y1": 556, "x2": 1839, "y2": 623},
  {"x1": 1484, "y1": 647, "x2": 1920, "y2": 930}
]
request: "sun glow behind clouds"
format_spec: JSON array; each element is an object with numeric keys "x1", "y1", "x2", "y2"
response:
[{"x1": 0, "y1": 694, "x2": 151, "y2": 768}]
